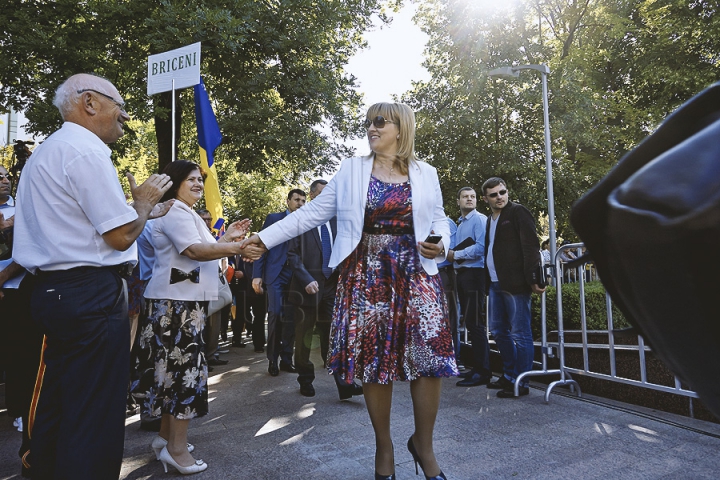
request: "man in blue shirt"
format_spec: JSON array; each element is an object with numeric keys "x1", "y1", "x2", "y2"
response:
[{"x1": 448, "y1": 187, "x2": 492, "y2": 387}]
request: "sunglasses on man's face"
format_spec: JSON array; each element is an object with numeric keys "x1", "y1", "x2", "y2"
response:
[
  {"x1": 485, "y1": 189, "x2": 508, "y2": 199},
  {"x1": 364, "y1": 116, "x2": 397, "y2": 129}
]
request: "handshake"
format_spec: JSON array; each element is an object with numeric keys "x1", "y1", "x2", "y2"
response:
[{"x1": 218, "y1": 218, "x2": 267, "y2": 262}]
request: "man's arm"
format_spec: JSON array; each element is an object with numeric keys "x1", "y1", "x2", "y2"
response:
[
  {"x1": 102, "y1": 173, "x2": 172, "y2": 251},
  {"x1": 515, "y1": 206, "x2": 544, "y2": 291},
  {"x1": 0, "y1": 261, "x2": 24, "y2": 300},
  {"x1": 286, "y1": 234, "x2": 315, "y2": 292},
  {"x1": 250, "y1": 213, "x2": 279, "y2": 293}
]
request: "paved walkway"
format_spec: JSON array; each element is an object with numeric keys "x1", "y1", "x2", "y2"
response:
[{"x1": 2, "y1": 339, "x2": 719, "y2": 479}]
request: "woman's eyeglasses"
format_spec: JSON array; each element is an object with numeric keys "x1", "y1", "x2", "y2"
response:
[
  {"x1": 485, "y1": 189, "x2": 508, "y2": 198},
  {"x1": 364, "y1": 116, "x2": 397, "y2": 129}
]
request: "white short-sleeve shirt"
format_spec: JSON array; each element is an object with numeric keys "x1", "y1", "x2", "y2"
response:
[{"x1": 13, "y1": 122, "x2": 138, "y2": 273}]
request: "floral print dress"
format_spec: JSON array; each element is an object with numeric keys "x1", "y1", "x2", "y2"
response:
[
  {"x1": 132, "y1": 299, "x2": 209, "y2": 420},
  {"x1": 327, "y1": 175, "x2": 458, "y2": 384}
]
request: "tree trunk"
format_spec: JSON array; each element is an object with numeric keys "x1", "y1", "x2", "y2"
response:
[{"x1": 154, "y1": 90, "x2": 182, "y2": 174}]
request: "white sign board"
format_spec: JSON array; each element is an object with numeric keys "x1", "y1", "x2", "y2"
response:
[{"x1": 147, "y1": 42, "x2": 201, "y2": 95}]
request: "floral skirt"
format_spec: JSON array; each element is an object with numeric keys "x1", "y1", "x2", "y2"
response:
[
  {"x1": 131, "y1": 299, "x2": 209, "y2": 419},
  {"x1": 327, "y1": 232, "x2": 458, "y2": 384}
]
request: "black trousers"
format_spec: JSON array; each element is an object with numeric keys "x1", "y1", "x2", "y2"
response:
[
  {"x1": 292, "y1": 286, "x2": 334, "y2": 386},
  {"x1": 456, "y1": 267, "x2": 490, "y2": 376},
  {"x1": 29, "y1": 267, "x2": 130, "y2": 480},
  {"x1": 266, "y1": 268, "x2": 295, "y2": 364}
]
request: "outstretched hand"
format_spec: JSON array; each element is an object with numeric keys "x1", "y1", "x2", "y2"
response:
[
  {"x1": 223, "y1": 218, "x2": 252, "y2": 242},
  {"x1": 239, "y1": 234, "x2": 267, "y2": 261}
]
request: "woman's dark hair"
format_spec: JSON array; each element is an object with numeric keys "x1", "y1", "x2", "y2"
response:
[{"x1": 160, "y1": 160, "x2": 203, "y2": 203}]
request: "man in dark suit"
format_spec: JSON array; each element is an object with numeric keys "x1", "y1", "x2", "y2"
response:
[
  {"x1": 482, "y1": 177, "x2": 545, "y2": 398},
  {"x1": 230, "y1": 254, "x2": 267, "y2": 352},
  {"x1": 253, "y1": 189, "x2": 306, "y2": 376},
  {"x1": 286, "y1": 180, "x2": 363, "y2": 400}
]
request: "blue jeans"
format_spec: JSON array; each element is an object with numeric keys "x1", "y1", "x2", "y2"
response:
[{"x1": 488, "y1": 282, "x2": 533, "y2": 386}]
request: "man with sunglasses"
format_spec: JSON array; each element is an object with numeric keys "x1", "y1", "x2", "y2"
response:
[
  {"x1": 12, "y1": 73, "x2": 172, "y2": 479},
  {"x1": 482, "y1": 177, "x2": 544, "y2": 398}
]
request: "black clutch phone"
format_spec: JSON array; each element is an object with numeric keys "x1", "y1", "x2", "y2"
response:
[{"x1": 424, "y1": 234, "x2": 442, "y2": 244}]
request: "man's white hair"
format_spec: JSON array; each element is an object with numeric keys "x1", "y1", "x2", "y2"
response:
[{"x1": 52, "y1": 74, "x2": 114, "y2": 119}]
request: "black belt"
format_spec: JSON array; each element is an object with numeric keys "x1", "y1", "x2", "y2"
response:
[
  {"x1": 36, "y1": 262, "x2": 134, "y2": 279},
  {"x1": 439, "y1": 265, "x2": 454, "y2": 272},
  {"x1": 363, "y1": 225, "x2": 414, "y2": 235}
]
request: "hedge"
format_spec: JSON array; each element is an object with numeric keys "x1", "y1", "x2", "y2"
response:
[{"x1": 531, "y1": 281, "x2": 630, "y2": 339}]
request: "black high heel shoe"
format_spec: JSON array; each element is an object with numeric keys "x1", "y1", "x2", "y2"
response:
[
  {"x1": 374, "y1": 442, "x2": 395, "y2": 480},
  {"x1": 374, "y1": 474, "x2": 396, "y2": 480},
  {"x1": 407, "y1": 436, "x2": 447, "y2": 480}
]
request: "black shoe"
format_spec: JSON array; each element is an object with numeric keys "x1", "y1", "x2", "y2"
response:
[
  {"x1": 279, "y1": 361, "x2": 297, "y2": 373},
  {"x1": 497, "y1": 384, "x2": 530, "y2": 398},
  {"x1": 232, "y1": 342, "x2": 247, "y2": 348},
  {"x1": 407, "y1": 436, "x2": 447, "y2": 479},
  {"x1": 139, "y1": 416, "x2": 162, "y2": 432},
  {"x1": 207, "y1": 357, "x2": 229, "y2": 366},
  {"x1": 456, "y1": 369, "x2": 477, "y2": 379},
  {"x1": 268, "y1": 361, "x2": 280, "y2": 376},
  {"x1": 254, "y1": 347, "x2": 265, "y2": 353},
  {"x1": 455, "y1": 373, "x2": 491, "y2": 387},
  {"x1": 300, "y1": 384, "x2": 316, "y2": 397},
  {"x1": 337, "y1": 381, "x2": 363, "y2": 400},
  {"x1": 375, "y1": 473, "x2": 396, "y2": 480},
  {"x1": 487, "y1": 376, "x2": 514, "y2": 390}
]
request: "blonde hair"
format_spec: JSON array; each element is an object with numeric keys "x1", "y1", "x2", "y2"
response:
[{"x1": 366, "y1": 102, "x2": 418, "y2": 175}]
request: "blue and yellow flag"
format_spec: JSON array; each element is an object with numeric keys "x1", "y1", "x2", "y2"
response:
[{"x1": 193, "y1": 77, "x2": 225, "y2": 235}]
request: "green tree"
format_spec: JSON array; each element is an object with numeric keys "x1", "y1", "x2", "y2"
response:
[
  {"x1": 408, "y1": 0, "x2": 719, "y2": 238},
  {"x1": 0, "y1": 0, "x2": 400, "y2": 177}
]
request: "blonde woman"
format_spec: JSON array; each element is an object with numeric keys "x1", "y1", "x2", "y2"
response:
[{"x1": 243, "y1": 103, "x2": 456, "y2": 479}]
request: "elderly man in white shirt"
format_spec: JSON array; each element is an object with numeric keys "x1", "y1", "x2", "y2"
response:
[{"x1": 12, "y1": 73, "x2": 172, "y2": 480}]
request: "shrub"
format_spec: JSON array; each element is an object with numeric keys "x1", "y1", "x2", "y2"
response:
[{"x1": 531, "y1": 281, "x2": 629, "y2": 339}]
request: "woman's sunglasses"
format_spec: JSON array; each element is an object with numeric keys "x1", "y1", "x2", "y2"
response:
[
  {"x1": 364, "y1": 116, "x2": 397, "y2": 129},
  {"x1": 485, "y1": 189, "x2": 508, "y2": 198}
]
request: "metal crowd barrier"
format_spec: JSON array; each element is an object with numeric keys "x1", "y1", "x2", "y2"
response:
[{"x1": 528, "y1": 242, "x2": 699, "y2": 408}]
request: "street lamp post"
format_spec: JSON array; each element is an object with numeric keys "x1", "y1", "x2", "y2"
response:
[
  {"x1": 488, "y1": 64, "x2": 557, "y2": 263},
  {"x1": 487, "y1": 64, "x2": 580, "y2": 401}
]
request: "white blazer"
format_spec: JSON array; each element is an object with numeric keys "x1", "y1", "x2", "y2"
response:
[{"x1": 258, "y1": 155, "x2": 450, "y2": 275}]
